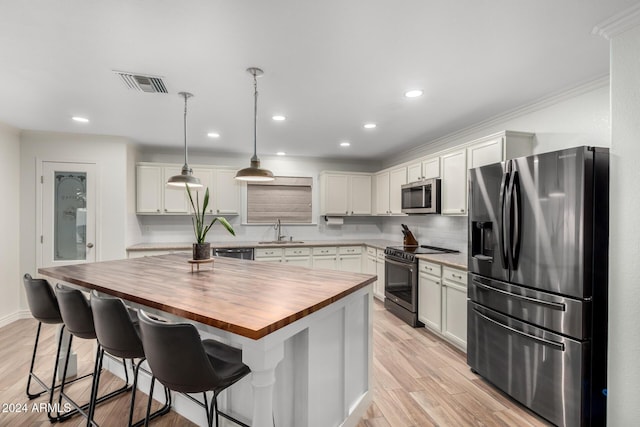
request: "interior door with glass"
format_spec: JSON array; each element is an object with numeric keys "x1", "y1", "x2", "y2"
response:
[{"x1": 41, "y1": 162, "x2": 96, "y2": 267}]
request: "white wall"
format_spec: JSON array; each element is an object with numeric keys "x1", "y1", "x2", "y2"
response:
[
  {"x1": 383, "y1": 78, "x2": 611, "y2": 167},
  {"x1": 608, "y1": 24, "x2": 640, "y2": 425},
  {"x1": 0, "y1": 122, "x2": 22, "y2": 325},
  {"x1": 19, "y1": 131, "x2": 129, "y2": 309}
]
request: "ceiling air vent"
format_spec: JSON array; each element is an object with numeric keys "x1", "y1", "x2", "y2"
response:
[{"x1": 114, "y1": 71, "x2": 168, "y2": 93}]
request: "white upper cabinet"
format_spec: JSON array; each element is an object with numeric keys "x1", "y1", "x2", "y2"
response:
[
  {"x1": 320, "y1": 172, "x2": 371, "y2": 216},
  {"x1": 162, "y1": 166, "x2": 190, "y2": 213},
  {"x1": 136, "y1": 165, "x2": 163, "y2": 214},
  {"x1": 191, "y1": 168, "x2": 215, "y2": 214},
  {"x1": 375, "y1": 167, "x2": 406, "y2": 215},
  {"x1": 407, "y1": 157, "x2": 440, "y2": 183},
  {"x1": 466, "y1": 131, "x2": 534, "y2": 169},
  {"x1": 212, "y1": 169, "x2": 241, "y2": 215},
  {"x1": 136, "y1": 165, "x2": 189, "y2": 214},
  {"x1": 407, "y1": 162, "x2": 422, "y2": 183},
  {"x1": 422, "y1": 158, "x2": 440, "y2": 179},
  {"x1": 350, "y1": 175, "x2": 372, "y2": 215},
  {"x1": 389, "y1": 167, "x2": 407, "y2": 214},
  {"x1": 136, "y1": 163, "x2": 240, "y2": 215},
  {"x1": 375, "y1": 171, "x2": 390, "y2": 215},
  {"x1": 440, "y1": 149, "x2": 467, "y2": 215}
]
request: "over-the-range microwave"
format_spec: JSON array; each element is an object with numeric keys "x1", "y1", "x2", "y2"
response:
[{"x1": 401, "y1": 178, "x2": 441, "y2": 214}]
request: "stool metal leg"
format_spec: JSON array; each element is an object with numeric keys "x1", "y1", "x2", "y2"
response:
[
  {"x1": 144, "y1": 376, "x2": 156, "y2": 427},
  {"x1": 129, "y1": 359, "x2": 172, "y2": 427}
]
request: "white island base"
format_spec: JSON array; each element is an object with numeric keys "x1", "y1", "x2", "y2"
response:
[{"x1": 104, "y1": 285, "x2": 373, "y2": 427}]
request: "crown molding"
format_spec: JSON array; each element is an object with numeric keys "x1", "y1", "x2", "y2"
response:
[
  {"x1": 592, "y1": 3, "x2": 640, "y2": 40},
  {"x1": 383, "y1": 75, "x2": 609, "y2": 167}
]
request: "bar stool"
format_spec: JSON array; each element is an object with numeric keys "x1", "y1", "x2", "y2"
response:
[
  {"x1": 90, "y1": 291, "x2": 171, "y2": 426},
  {"x1": 55, "y1": 283, "x2": 132, "y2": 425},
  {"x1": 22, "y1": 274, "x2": 92, "y2": 421},
  {"x1": 138, "y1": 310, "x2": 251, "y2": 427}
]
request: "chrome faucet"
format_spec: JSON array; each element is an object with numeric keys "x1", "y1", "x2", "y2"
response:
[{"x1": 275, "y1": 219, "x2": 286, "y2": 242}]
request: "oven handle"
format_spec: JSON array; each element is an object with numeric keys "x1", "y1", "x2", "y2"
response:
[
  {"x1": 472, "y1": 279, "x2": 566, "y2": 311},
  {"x1": 473, "y1": 308, "x2": 565, "y2": 351},
  {"x1": 385, "y1": 257, "x2": 415, "y2": 272}
]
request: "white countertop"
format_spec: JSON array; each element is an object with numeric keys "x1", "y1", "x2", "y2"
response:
[{"x1": 126, "y1": 239, "x2": 468, "y2": 270}]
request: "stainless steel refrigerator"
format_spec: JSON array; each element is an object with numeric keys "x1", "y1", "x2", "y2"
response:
[{"x1": 467, "y1": 146, "x2": 608, "y2": 426}]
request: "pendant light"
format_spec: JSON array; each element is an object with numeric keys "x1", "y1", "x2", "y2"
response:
[
  {"x1": 167, "y1": 92, "x2": 203, "y2": 188},
  {"x1": 235, "y1": 67, "x2": 275, "y2": 182}
]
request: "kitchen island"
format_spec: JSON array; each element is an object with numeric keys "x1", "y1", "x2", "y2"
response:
[{"x1": 39, "y1": 253, "x2": 376, "y2": 427}]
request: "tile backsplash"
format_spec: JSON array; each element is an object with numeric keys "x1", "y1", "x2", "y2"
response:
[
  {"x1": 381, "y1": 215, "x2": 468, "y2": 253},
  {"x1": 136, "y1": 213, "x2": 467, "y2": 252}
]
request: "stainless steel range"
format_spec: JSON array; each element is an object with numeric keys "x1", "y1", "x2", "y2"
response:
[{"x1": 384, "y1": 245, "x2": 458, "y2": 327}]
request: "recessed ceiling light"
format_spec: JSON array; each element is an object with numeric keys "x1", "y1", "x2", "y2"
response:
[
  {"x1": 340, "y1": 142, "x2": 351, "y2": 147},
  {"x1": 207, "y1": 132, "x2": 220, "y2": 138},
  {"x1": 72, "y1": 116, "x2": 89, "y2": 123},
  {"x1": 276, "y1": 151, "x2": 286, "y2": 156},
  {"x1": 404, "y1": 89, "x2": 423, "y2": 98},
  {"x1": 363, "y1": 123, "x2": 376, "y2": 129},
  {"x1": 272, "y1": 115, "x2": 286, "y2": 121}
]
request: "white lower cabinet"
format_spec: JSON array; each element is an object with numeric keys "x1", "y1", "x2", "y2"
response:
[
  {"x1": 417, "y1": 261, "x2": 467, "y2": 351},
  {"x1": 255, "y1": 245, "x2": 364, "y2": 272},
  {"x1": 337, "y1": 246, "x2": 363, "y2": 273},
  {"x1": 365, "y1": 247, "x2": 383, "y2": 300},
  {"x1": 254, "y1": 248, "x2": 284, "y2": 263},
  {"x1": 312, "y1": 246, "x2": 338, "y2": 270},
  {"x1": 418, "y1": 260, "x2": 442, "y2": 332},
  {"x1": 375, "y1": 249, "x2": 385, "y2": 300},
  {"x1": 284, "y1": 247, "x2": 311, "y2": 267},
  {"x1": 441, "y1": 267, "x2": 468, "y2": 351}
]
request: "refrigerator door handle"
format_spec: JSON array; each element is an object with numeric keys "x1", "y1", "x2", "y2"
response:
[
  {"x1": 499, "y1": 170, "x2": 510, "y2": 269},
  {"x1": 473, "y1": 308, "x2": 565, "y2": 351},
  {"x1": 510, "y1": 171, "x2": 522, "y2": 269},
  {"x1": 472, "y1": 279, "x2": 566, "y2": 311}
]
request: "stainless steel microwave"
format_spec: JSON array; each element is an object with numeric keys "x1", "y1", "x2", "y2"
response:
[{"x1": 401, "y1": 179, "x2": 441, "y2": 214}]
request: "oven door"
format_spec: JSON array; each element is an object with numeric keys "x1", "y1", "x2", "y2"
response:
[{"x1": 384, "y1": 257, "x2": 418, "y2": 312}]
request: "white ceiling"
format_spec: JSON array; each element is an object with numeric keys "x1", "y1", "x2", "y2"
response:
[{"x1": 0, "y1": 0, "x2": 635, "y2": 160}]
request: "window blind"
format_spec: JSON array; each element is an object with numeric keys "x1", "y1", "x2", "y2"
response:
[{"x1": 247, "y1": 177, "x2": 312, "y2": 223}]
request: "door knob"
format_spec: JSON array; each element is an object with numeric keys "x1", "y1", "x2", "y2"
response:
[{"x1": 86, "y1": 243, "x2": 94, "y2": 248}]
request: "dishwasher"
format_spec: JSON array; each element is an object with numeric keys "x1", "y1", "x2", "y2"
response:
[{"x1": 212, "y1": 247, "x2": 254, "y2": 260}]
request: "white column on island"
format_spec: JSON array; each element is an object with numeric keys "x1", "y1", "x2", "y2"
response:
[{"x1": 242, "y1": 341, "x2": 285, "y2": 427}]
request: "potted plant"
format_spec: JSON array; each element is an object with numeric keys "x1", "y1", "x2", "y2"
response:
[{"x1": 186, "y1": 185, "x2": 235, "y2": 260}]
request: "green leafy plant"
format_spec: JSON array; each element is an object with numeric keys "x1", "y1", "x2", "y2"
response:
[{"x1": 186, "y1": 185, "x2": 235, "y2": 243}]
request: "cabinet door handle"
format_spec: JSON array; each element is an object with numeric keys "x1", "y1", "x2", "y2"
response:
[
  {"x1": 164, "y1": 208, "x2": 168, "y2": 212},
  {"x1": 156, "y1": 209, "x2": 160, "y2": 213},
  {"x1": 217, "y1": 209, "x2": 220, "y2": 213}
]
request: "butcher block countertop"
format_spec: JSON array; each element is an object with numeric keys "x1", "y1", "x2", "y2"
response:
[{"x1": 39, "y1": 253, "x2": 376, "y2": 340}]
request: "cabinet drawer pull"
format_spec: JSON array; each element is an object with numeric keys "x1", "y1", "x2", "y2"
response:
[{"x1": 452, "y1": 273, "x2": 463, "y2": 279}]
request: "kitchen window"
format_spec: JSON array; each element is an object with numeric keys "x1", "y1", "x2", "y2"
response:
[{"x1": 247, "y1": 176, "x2": 312, "y2": 223}]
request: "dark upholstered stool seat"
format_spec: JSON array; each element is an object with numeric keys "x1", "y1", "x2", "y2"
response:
[
  {"x1": 22, "y1": 273, "x2": 92, "y2": 422},
  {"x1": 90, "y1": 291, "x2": 170, "y2": 426},
  {"x1": 138, "y1": 310, "x2": 251, "y2": 427},
  {"x1": 55, "y1": 284, "x2": 132, "y2": 426}
]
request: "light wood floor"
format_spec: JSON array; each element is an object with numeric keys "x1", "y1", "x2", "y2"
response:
[{"x1": 0, "y1": 301, "x2": 549, "y2": 426}]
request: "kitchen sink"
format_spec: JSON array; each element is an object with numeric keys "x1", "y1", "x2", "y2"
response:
[{"x1": 258, "y1": 240, "x2": 304, "y2": 244}]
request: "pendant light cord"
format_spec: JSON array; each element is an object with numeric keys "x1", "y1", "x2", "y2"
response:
[
  {"x1": 183, "y1": 93, "x2": 189, "y2": 168},
  {"x1": 251, "y1": 70, "x2": 259, "y2": 162}
]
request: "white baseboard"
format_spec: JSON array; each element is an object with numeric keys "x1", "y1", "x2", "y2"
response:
[{"x1": 0, "y1": 310, "x2": 32, "y2": 328}]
